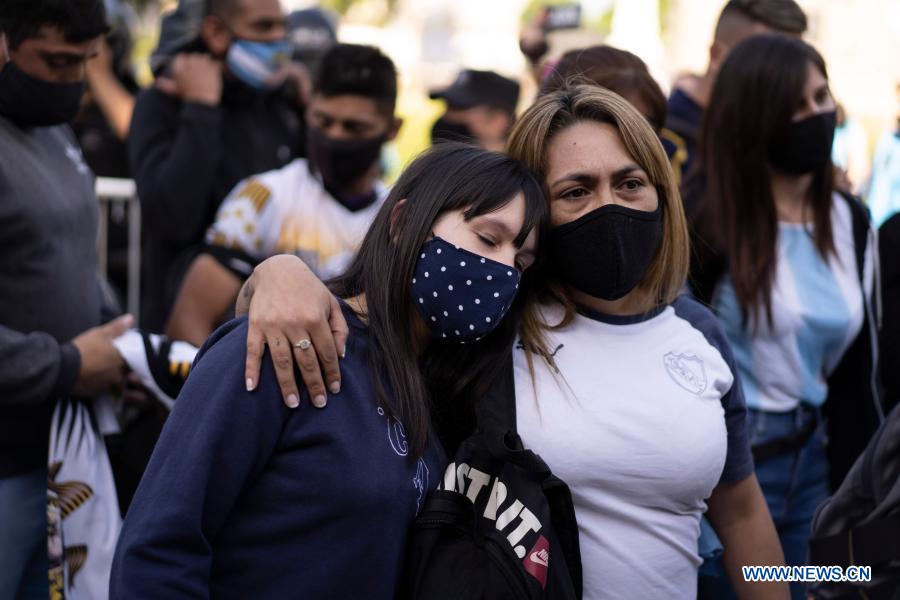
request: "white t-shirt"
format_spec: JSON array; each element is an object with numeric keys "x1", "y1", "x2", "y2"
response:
[
  {"x1": 514, "y1": 296, "x2": 753, "y2": 600},
  {"x1": 204, "y1": 158, "x2": 386, "y2": 279},
  {"x1": 712, "y1": 194, "x2": 869, "y2": 412}
]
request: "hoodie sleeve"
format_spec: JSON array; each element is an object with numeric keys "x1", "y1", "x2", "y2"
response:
[{"x1": 128, "y1": 87, "x2": 225, "y2": 247}]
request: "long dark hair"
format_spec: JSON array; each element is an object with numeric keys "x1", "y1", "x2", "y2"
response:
[
  {"x1": 689, "y1": 34, "x2": 835, "y2": 325},
  {"x1": 331, "y1": 143, "x2": 547, "y2": 457}
]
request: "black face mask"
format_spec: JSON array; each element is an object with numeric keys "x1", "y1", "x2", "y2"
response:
[
  {"x1": 430, "y1": 116, "x2": 475, "y2": 144},
  {"x1": 306, "y1": 126, "x2": 385, "y2": 189},
  {"x1": 0, "y1": 60, "x2": 85, "y2": 127},
  {"x1": 548, "y1": 203, "x2": 663, "y2": 301},
  {"x1": 768, "y1": 111, "x2": 837, "y2": 175}
]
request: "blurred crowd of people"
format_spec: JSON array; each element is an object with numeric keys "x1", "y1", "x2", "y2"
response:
[{"x1": 1, "y1": 0, "x2": 899, "y2": 598}]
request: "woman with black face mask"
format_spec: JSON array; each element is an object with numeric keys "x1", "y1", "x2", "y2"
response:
[
  {"x1": 539, "y1": 44, "x2": 689, "y2": 184},
  {"x1": 687, "y1": 34, "x2": 883, "y2": 600},
  {"x1": 109, "y1": 143, "x2": 546, "y2": 599},
  {"x1": 237, "y1": 86, "x2": 788, "y2": 599}
]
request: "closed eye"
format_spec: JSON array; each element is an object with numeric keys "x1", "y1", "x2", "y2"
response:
[{"x1": 477, "y1": 234, "x2": 497, "y2": 248}]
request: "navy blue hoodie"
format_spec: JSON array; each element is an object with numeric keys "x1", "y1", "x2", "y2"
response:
[{"x1": 110, "y1": 304, "x2": 444, "y2": 599}]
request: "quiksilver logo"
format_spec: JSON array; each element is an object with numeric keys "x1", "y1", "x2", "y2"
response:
[{"x1": 663, "y1": 352, "x2": 708, "y2": 396}]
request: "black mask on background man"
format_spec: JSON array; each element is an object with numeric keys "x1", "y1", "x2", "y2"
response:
[
  {"x1": 0, "y1": 61, "x2": 85, "y2": 127},
  {"x1": 768, "y1": 111, "x2": 837, "y2": 175},
  {"x1": 548, "y1": 203, "x2": 663, "y2": 301},
  {"x1": 306, "y1": 125, "x2": 385, "y2": 189}
]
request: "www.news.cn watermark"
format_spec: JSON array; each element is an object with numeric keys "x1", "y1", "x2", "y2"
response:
[{"x1": 742, "y1": 565, "x2": 872, "y2": 583}]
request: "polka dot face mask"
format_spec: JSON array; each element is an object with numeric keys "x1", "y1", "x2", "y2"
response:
[{"x1": 411, "y1": 236, "x2": 521, "y2": 343}]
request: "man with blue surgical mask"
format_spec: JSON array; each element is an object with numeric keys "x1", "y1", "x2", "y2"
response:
[{"x1": 129, "y1": 0, "x2": 305, "y2": 332}]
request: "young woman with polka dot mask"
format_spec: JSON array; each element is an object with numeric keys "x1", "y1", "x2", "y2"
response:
[
  {"x1": 111, "y1": 143, "x2": 546, "y2": 597},
  {"x1": 304, "y1": 140, "x2": 544, "y2": 441},
  {"x1": 411, "y1": 210, "x2": 531, "y2": 343}
]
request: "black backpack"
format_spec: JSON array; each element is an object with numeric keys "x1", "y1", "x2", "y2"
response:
[
  {"x1": 809, "y1": 403, "x2": 900, "y2": 599},
  {"x1": 401, "y1": 356, "x2": 582, "y2": 599}
]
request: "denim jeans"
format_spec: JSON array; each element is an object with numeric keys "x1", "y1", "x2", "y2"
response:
[
  {"x1": 748, "y1": 405, "x2": 830, "y2": 600},
  {"x1": 0, "y1": 468, "x2": 48, "y2": 600},
  {"x1": 698, "y1": 405, "x2": 829, "y2": 600}
]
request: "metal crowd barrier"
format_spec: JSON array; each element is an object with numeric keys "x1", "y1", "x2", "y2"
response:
[{"x1": 95, "y1": 177, "x2": 140, "y2": 318}]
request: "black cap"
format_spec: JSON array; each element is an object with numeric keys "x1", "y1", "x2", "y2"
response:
[{"x1": 430, "y1": 69, "x2": 520, "y2": 114}]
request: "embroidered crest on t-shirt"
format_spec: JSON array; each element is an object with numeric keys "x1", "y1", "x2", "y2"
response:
[{"x1": 663, "y1": 352, "x2": 708, "y2": 395}]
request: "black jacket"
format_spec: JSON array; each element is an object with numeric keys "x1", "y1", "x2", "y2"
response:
[
  {"x1": 878, "y1": 213, "x2": 900, "y2": 412},
  {"x1": 822, "y1": 193, "x2": 884, "y2": 490},
  {"x1": 128, "y1": 78, "x2": 303, "y2": 330}
]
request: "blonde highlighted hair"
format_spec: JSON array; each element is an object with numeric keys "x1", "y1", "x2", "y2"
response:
[{"x1": 507, "y1": 85, "x2": 690, "y2": 342}]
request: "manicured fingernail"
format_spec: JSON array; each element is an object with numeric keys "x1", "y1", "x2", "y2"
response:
[
  {"x1": 340, "y1": 348, "x2": 347, "y2": 359},
  {"x1": 246, "y1": 378, "x2": 254, "y2": 391},
  {"x1": 313, "y1": 394, "x2": 327, "y2": 408},
  {"x1": 329, "y1": 381, "x2": 340, "y2": 394},
  {"x1": 287, "y1": 393, "x2": 299, "y2": 408}
]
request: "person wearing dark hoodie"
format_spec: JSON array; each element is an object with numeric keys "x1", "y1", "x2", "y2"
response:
[
  {"x1": 109, "y1": 143, "x2": 546, "y2": 599},
  {"x1": 129, "y1": 0, "x2": 304, "y2": 331}
]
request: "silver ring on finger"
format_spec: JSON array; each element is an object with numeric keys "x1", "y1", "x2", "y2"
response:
[{"x1": 294, "y1": 338, "x2": 312, "y2": 351}]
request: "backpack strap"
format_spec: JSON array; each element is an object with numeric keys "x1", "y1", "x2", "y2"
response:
[
  {"x1": 474, "y1": 351, "x2": 517, "y2": 434},
  {"x1": 809, "y1": 516, "x2": 900, "y2": 568}
]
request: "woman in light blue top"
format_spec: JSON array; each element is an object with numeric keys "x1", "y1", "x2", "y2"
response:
[{"x1": 687, "y1": 34, "x2": 884, "y2": 600}]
